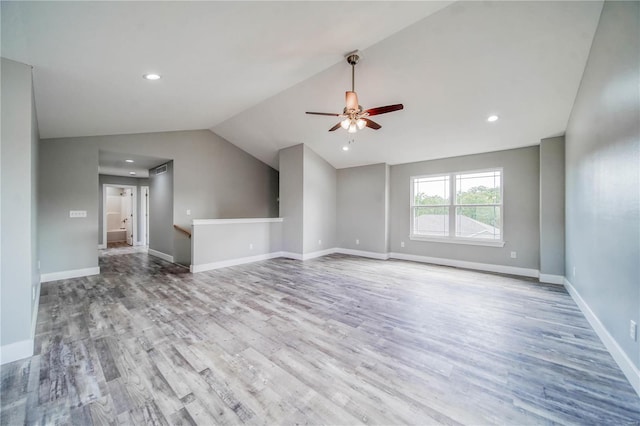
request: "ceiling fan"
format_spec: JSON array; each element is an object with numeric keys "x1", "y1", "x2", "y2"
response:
[{"x1": 306, "y1": 51, "x2": 404, "y2": 133}]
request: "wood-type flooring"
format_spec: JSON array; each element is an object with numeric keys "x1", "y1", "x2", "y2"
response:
[{"x1": 2, "y1": 248, "x2": 639, "y2": 425}]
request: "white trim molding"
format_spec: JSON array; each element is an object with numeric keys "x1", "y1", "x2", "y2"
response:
[
  {"x1": 41, "y1": 267, "x2": 100, "y2": 283},
  {"x1": 193, "y1": 218, "x2": 283, "y2": 226},
  {"x1": 280, "y1": 251, "x2": 303, "y2": 261},
  {"x1": 334, "y1": 248, "x2": 390, "y2": 260},
  {"x1": 98, "y1": 243, "x2": 106, "y2": 250},
  {"x1": 191, "y1": 252, "x2": 284, "y2": 273},
  {"x1": 1, "y1": 339, "x2": 34, "y2": 365},
  {"x1": 148, "y1": 249, "x2": 174, "y2": 263},
  {"x1": 389, "y1": 252, "x2": 539, "y2": 278},
  {"x1": 539, "y1": 273, "x2": 565, "y2": 285},
  {"x1": 301, "y1": 248, "x2": 336, "y2": 261},
  {"x1": 564, "y1": 278, "x2": 640, "y2": 397}
]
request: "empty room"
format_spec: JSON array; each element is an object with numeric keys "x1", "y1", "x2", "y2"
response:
[{"x1": 1, "y1": 1, "x2": 638, "y2": 425}]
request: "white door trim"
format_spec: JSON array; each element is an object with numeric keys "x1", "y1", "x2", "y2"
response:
[{"x1": 102, "y1": 183, "x2": 138, "y2": 248}]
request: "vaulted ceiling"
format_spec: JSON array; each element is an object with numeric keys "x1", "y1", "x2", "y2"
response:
[{"x1": 2, "y1": 1, "x2": 603, "y2": 170}]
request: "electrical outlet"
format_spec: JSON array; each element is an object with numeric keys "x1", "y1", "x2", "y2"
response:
[
  {"x1": 186, "y1": 209, "x2": 191, "y2": 216},
  {"x1": 510, "y1": 251, "x2": 517, "y2": 259},
  {"x1": 630, "y1": 320, "x2": 637, "y2": 341},
  {"x1": 356, "y1": 239, "x2": 360, "y2": 245},
  {"x1": 318, "y1": 239, "x2": 322, "y2": 245},
  {"x1": 401, "y1": 241, "x2": 405, "y2": 248},
  {"x1": 249, "y1": 243, "x2": 253, "y2": 250}
]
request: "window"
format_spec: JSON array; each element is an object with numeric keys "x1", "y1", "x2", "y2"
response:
[{"x1": 410, "y1": 169, "x2": 503, "y2": 246}]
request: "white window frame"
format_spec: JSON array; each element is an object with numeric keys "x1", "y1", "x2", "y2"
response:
[{"x1": 410, "y1": 168, "x2": 505, "y2": 247}]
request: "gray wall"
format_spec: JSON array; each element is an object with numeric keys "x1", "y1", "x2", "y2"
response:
[
  {"x1": 539, "y1": 136, "x2": 565, "y2": 276},
  {"x1": 98, "y1": 174, "x2": 149, "y2": 246},
  {"x1": 303, "y1": 145, "x2": 336, "y2": 254},
  {"x1": 192, "y1": 221, "x2": 283, "y2": 267},
  {"x1": 279, "y1": 144, "x2": 304, "y2": 254},
  {"x1": 278, "y1": 144, "x2": 337, "y2": 255},
  {"x1": 1, "y1": 58, "x2": 39, "y2": 353},
  {"x1": 39, "y1": 139, "x2": 99, "y2": 274},
  {"x1": 565, "y1": 1, "x2": 639, "y2": 369},
  {"x1": 149, "y1": 161, "x2": 174, "y2": 259},
  {"x1": 389, "y1": 146, "x2": 540, "y2": 269},
  {"x1": 40, "y1": 130, "x2": 279, "y2": 272},
  {"x1": 337, "y1": 163, "x2": 389, "y2": 254}
]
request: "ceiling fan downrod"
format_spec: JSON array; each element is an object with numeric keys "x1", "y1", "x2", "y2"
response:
[{"x1": 346, "y1": 51, "x2": 360, "y2": 92}]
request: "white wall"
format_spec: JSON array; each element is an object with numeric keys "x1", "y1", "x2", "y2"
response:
[
  {"x1": 565, "y1": 0, "x2": 639, "y2": 380},
  {"x1": 1, "y1": 58, "x2": 39, "y2": 363}
]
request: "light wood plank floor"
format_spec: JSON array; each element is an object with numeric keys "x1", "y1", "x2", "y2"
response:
[{"x1": 2, "y1": 248, "x2": 639, "y2": 425}]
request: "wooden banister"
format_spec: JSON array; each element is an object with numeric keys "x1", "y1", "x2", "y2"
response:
[{"x1": 174, "y1": 224, "x2": 192, "y2": 238}]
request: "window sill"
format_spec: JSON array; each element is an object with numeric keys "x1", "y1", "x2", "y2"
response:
[{"x1": 409, "y1": 235, "x2": 506, "y2": 247}]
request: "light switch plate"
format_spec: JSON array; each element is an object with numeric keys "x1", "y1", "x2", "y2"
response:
[{"x1": 69, "y1": 210, "x2": 87, "y2": 218}]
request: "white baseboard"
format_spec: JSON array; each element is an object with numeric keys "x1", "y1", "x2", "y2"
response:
[
  {"x1": 301, "y1": 248, "x2": 337, "y2": 260},
  {"x1": 279, "y1": 249, "x2": 335, "y2": 261},
  {"x1": 41, "y1": 266, "x2": 100, "y2": 283},
  {"x1": 31, "y1": 282, "x2": 41, "y2": 338},
  {"x1": 389, "y1": 252, "x2": 539, "y2": 278},
  {"x1": 148, "y1": 249, "x2": 174, "y2": 263},
  {"x1": 98, "y1": 244, "x2": 106, "y2": 249},
  {"x1": 0, "y1": 339, "x2": 34, "y2": 365},
  {"x1": 334, "y1": 248, "x2": 390, "y2": 260},
  {"x1": 280, "y1": 251, "x2": 303, "y2": 261},
  {"x1": 191, "y1": 252, "x2": 284, "y2": 273},
  {"x1": 564, "y1": 278, "x2": 640, "y2": 397},
  {"x1": 539, "y1": 273, "x2": 565, "y2": 285}
]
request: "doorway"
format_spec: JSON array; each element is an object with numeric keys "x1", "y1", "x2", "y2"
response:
[{"x1": 103, "y1": 184, "x2": 137, "y2": 248}]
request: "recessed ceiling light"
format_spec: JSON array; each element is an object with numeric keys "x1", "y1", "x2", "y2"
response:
[
  {"x1": 487, "y1": 115, "x2": 499, "y2": 122},
  {"x1": 129, "y1": 172, "x2": 136, "y2": 175},
  {"x1": 342, "y1": 146, "x2": 350, "y2": 151},
  {"x1": 125, "y1": 159, "x2": 134, "y2": 163},
  {"x1": 143, "y1": 73, "x2": 161, "y2": 81}
]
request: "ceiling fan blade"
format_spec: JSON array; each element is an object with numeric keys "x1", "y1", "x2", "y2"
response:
[
  {"x1": 365, "y1": 104, "x2": 404, "y2": 116},
  {"x1": 345, "y1": 91, "x2": 359, "y2": 111},
  {"x1": 363, "y1": 118, "x2": 382, "y2": 130},
  {"x1": 306, "y1": 111, "x2": 341, "y2": 116},
  {"x1": 328, "y1": 122, "x2": 342, "y2": 132}
]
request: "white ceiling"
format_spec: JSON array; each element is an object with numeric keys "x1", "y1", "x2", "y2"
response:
[{"x1": 2, "y1": 1, "x2": 603, "y2": 171}]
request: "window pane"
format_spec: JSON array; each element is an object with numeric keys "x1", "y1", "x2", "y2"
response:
[
  {"x1": 413, "y1": 206, "x2": 449, "y2": 237},
  {"x1": 413, "y1": 176, "x2": 450, "y2": 206},
  {"x1": 455, "y1": 170, "x2": 501, "y2": 204},
  {"x1": 455, "y1": 206, "x2": 501, "y2": 239}
]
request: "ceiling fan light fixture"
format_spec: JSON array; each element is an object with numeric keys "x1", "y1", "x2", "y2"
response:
[
  {"x1": 356, "y1": 118, "x2": 366, "y2": 130},
  {"x1": 341, "y1": 118, "x2": 351, "y2": 130},
  {"x1": 348, "y1": 123, "x2": 357, "y2": 133}
]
